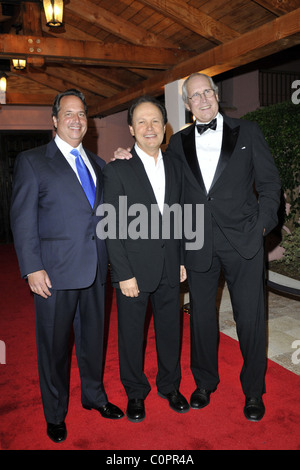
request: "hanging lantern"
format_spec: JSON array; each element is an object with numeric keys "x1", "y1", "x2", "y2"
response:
[
  {"x1": 12, "y1": 59, "x2": 27, "y2": 70},
  {"x1": 43, "y1": 0, "x2": 64, "y2": 27}
]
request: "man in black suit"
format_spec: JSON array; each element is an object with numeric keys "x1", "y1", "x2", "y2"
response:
[
  {"x1": 114, "y1": 74, "x2": 281, "y2": 421},
  {"x1": 168, "y1": 73, "x2": 281, "y2": 421},
  {"x1": 10, "y1": 89, "x2": 124, "y2": 443},
  {"x1": 103, "y1": 96, "x2": 189, "y2": 422}
]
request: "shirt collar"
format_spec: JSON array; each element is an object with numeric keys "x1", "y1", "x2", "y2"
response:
[
  {"x1": 195, "y1": 112, "x2": 223, "y2": 127},
  {"x1": 55, "y1": 134, "x2": 84, "y2": 156},
  {"x1": 134, "y1": 143, "x2": 163, "y2": 166}
]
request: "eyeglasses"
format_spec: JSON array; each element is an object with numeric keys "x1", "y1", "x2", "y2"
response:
[{"x1": 188, "y1": 89, "x2": 215, "y2": 103}]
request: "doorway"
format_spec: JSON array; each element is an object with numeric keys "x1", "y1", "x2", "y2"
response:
[{"x1": 0, "y1": 130, "x2": 52, "y2": 243}]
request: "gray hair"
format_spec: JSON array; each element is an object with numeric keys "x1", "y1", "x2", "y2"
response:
[{"x1": 182, "y1": 73, "x2": 218, "y2": 104}]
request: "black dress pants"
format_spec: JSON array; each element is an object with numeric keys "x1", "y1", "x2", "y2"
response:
[
  {"x1": 116, "y1": 267, "x2": 182, "y2": 399},
  {"x1": 187, "y1": 221, "x2": 267, "y2": 397},
  {"x1": 34, "y1": 270, "x2": 107, "y2": 423}
]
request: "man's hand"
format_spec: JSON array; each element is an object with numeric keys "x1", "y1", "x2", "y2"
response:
[
  {"x1": 112, "y1": 147, "x2": 132, "y2": 161},
  {"x1": 119, "y1": 277, "x2": 139, "y2": 297},
  {"x1": 27, "y1": 270, "x2": 52, "y2": 299},
  {"x1": 180, "y1": 265, "x2": 187, "y2": 283}
]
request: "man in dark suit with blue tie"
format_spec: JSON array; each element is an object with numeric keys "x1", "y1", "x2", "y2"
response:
[{"x1": 10, "y1": 89, "x2": 124, "y2": 443}]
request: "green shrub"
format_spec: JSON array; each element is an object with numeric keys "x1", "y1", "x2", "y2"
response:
[
  {"x1": 281, "y1": 226, "x2": 300, "y2": 265},
  {"x1": 243, "y1": 101, "x2": 300, "y2": 229}
]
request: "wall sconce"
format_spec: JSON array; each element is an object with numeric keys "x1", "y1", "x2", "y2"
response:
[
  {"x1": 43, "y1": 0, "x2": 64, "y2": 27},
  {"x1": 12, "y1": 59, "x2": 27, "y2": 70},
  {"x1": 0, "y1": 73, "x2": 7, "y2": 104},
  {"x1": 0, "y1": 74, "x2": 7, "y2": 92}
]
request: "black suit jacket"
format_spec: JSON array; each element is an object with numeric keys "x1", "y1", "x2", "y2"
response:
[
  {"x1": 10, "y1": 139, "x2": 108, "y2": 289},
  {"x1": 103, "y1": 147, "x2": 184, "y2": 292},
  {"x1": 166, "y1": 115, "x2": 281, "y2": 272}
]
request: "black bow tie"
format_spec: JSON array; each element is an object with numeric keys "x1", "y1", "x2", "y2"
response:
[{"x1": 196, "y1": 118, "x2": 217, "y2": 135}]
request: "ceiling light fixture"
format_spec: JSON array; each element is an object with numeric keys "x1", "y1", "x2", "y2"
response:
[
  {"x1": 12, "y1": 59, "x2": 27, "y2": 70},
  {"x1": 43, "y1": 0, "x2": 64, "y2": 27}
]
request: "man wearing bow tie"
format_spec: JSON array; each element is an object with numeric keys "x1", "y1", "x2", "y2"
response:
[
  {"x1": 10, "y1": 89, "x2": 124, "y2": 444},
  {"x1": 167, "y1": 73, "x2": 281, "y2": 421},
  {"x1": 114, "y1": 73, "x2": 281, "y2": 421}
]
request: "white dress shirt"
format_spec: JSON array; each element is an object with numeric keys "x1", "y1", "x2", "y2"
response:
[
  {"x1": 195, "y1": 112, "x2": 223, "y2": 192},
  {"x1": 135, "y1": 143, "x2": 165, "y2": 214},
  {"x1": 55, "y1": 134, "x2": 97, "y2": 185}
]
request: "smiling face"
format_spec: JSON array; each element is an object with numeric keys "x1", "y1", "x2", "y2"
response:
[
  {"x1": 129, "y1": 102, "x2": 166, "y2": 158},
  {"x1": 52, "y1": 95, "x2": 88, "y2": 147},
  {"x1": 185, "y1": 75, "x2": 219, "y2": 123}
]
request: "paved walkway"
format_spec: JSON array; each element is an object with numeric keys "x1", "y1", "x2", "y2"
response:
[
  {"x1": 181, "y1": 281, "x2": 300, "y2": 376},
  {"x1": 219, "y1": 284, "x2": 300, "y2": 375}
]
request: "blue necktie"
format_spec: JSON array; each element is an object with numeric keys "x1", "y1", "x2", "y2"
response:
[{"x1": 71, "y1": 149, "x2": 96, "y2": 207}]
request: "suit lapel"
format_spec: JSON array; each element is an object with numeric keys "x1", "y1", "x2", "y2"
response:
[
  {"x1": 46, "y1": 140, "x2": 100, "y2": 209},
  {"x1": 209, "y1": 118, "x2": 240, "y2": 191},
  {"x1": 180, "y1": 118, "x2": 240, "y2": 194},
  {"x1": 46, "y1": 140, "x2": 77, "y2": 184},
  {"x1": 181, "y1": 124, "x2": 207, "y2": 194},
  {"x1": 130, "y1": 148, "x2": 159, "y2": 207}
]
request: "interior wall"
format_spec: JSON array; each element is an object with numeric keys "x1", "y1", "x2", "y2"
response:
[
  {"x1": 85, "y1": 110, "x2": 133, "y2": 162},
  {"x1": 0, "y1": 105, "x2": 133, "y2": 163}
]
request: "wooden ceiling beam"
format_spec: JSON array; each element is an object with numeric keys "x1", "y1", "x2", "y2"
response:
[
  {"x1": 5, "y1": 92, "x2": 56, "y2": 105},
  {"x1": 66, "y1": 0, "x2": 177, "y2": 48},
  {"x1": 89, "y1": 7, "x2": 300, "y2": 117},
  {"x1": 48, "y1": 65, "x2": 122, "y2": 97},
  {"x1": 41, "y1": 21, "x2": 104, "y2": 43},
  {"x1": 9, "y1": 68, "x2": 73, "y2": 93},
  {"x1": 10, "y1": 66, "x2": 117, "y2": 99},
  {"x1": 21, "y1": 2, "x2": 42, "y2": 36},
  {"x1": 0, "y1": 34, "x2": 191, "y2": 68},
  {"x1": 139, "y1": 0, "x2": 240, "y2": 43},
  {"x1": 72, "y1": 66, "x2": 141, "y2": 90},
  {"x1": 252, "y1": 0, "x2": 300, "y2": 15}
]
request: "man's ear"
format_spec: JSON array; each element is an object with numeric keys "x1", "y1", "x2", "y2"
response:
[{"x1": 129, "y1": 125, "x2": 135, "y2": 137}]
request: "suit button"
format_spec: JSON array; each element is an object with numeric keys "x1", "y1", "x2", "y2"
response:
[
  {"x1": 92, "y1": 236, "x2": 95, "y2": 240},
  {"x1": 207, "y1": 196, "x2": 214, "y2": 201}
]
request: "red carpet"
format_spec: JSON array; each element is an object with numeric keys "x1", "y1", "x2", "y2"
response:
[{"x1": 0, "y1": 244, "x2": 299, "y2": 451}]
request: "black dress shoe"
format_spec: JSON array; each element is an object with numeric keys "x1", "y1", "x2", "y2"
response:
[
  {"x1": 158, "y1": 390, "x2": 189, "y2": 413},
  {"x1": 244, "y1": 397, "x2": 265, "y2": 422},
  {"x1": 83, "y1": 402, "x2": 124, "y2": 419},
  {"x1": 190, "y1": 388, "x2": 212, "y2": 409},
  {"x1": 47, "y1": 422, "x2": 67, "y2": 443},
  {"x1": 126, "y1": 398, "x2": 145, "y2": 423}
]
